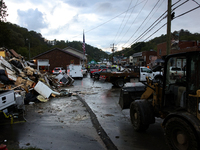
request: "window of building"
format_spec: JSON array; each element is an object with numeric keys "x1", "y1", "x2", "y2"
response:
[{"x1": 159, "y1": 49, "x2": 161, "y2": 55}]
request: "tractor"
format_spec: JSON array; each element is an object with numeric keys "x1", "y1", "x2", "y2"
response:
[{"x1": 119, "y1": 51, "x2": 200, "y2": 150}]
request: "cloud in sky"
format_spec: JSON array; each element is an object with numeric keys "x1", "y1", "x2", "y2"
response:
[
  {"x1": 5, "y1": 0, "x2": 200, "y2": 52},
  {"x1": 17, "y1": 8, "x2": 48, "y2": 31}
]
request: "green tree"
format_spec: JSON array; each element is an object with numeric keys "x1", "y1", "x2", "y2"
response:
[{"x1": 0, "y1": 0, "x2": 8, "y2": 22}]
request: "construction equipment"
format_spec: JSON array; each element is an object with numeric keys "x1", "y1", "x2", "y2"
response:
[{"x1": 119, "y1": 51, "x2": 200, "y2": 149}]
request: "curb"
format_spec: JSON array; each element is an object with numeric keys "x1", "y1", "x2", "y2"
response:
[{"x1": 76, "y1": 95, "x2": 118, "y2": 150}]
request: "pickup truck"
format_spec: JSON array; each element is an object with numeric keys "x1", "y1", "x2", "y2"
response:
[
  {"x1": 169, "y1": 67, "x2": 184, "y2": 79},
  {"x1": 101, "y1": 66, "x2": 163, "y2": 88}
]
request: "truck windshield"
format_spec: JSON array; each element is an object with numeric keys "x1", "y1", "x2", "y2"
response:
[
  {"x1": 141, "y1": 67, "x2": 151, "y2": 73},
  {"x1": 165, "y1": 56, "x2": 186, "y2": 87}
]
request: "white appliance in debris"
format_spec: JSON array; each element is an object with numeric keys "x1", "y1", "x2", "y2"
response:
[{"x1": 0, "y1": 90, "x2": 15, "y2": 111}]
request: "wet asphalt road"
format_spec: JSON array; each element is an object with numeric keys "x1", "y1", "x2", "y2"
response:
[
  {"x1": 67, "y1": 74, "x2": 169, "y2": 150},
  {"x1": 0, "y1": 74, "x2": 169, "y2": 150}
]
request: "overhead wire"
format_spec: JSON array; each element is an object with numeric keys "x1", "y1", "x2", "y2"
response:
[
  {"x1": 173, "y1": 4, "x2": 200, "y2": 19},
  {"x1": 115, "y1": 0, "x2": 139, "y2": 44},
  {"x1": 84, "y1": 0, "x2": 146, "y2": 34},
  {"x1": 115, "y1": 0, "x2": 149, "y2": 47},
  {"x1": 70, "y1": 0, "x2": 146, "y2": 39},
  {"x1": 126, "y1": 0, "x2": 189, "y2": 48},
  {"x1": 192, "y1": 0, "x2": 200, "y2": 6},
  {"x1": 114, "y1": 0, "x2": 140, "y2": 46},
  {"x1": 135, "y1": 0, "x2": 165, "y2": 34},
  {"x1": 126, "y1": 1, "x2": 200, "y2": 51},
  {"x1": 112, "y1": 0, "x2": 133, "y2": 44},
  {"x1": 121, "y1": 0, "x2": 161, "y2": 48},
  {"x1": 112, "y1": 0, "x2": 138, "y2": 44},
  {"x1": 123, "y1": 0, "x2": 167, "y2": 46}
]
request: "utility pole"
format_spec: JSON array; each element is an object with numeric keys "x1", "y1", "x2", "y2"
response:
[
  {"x1": 28, "y1": 41, "x2": 30, "y2": 61},
  {"x1": 166, "y1": 0, "x2": 171, "y2": 55},
  {"x1": 26, "y1": 38, "x2": 31, "y2": 60},
  {"x1": 110, "y1": 43, "x2": 116, "y2": 65}
]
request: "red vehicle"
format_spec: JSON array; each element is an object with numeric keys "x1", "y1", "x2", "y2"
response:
[{"x1": 90, "y1": 65, "x2": 107, "y2": 78}]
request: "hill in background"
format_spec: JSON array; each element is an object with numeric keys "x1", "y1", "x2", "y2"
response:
[{"x1": 0, "y1": 21, "x2": 200, "y2": 62}]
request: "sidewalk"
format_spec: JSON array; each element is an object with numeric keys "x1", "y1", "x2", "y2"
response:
[{"x1": 0, "y1": 95, "x2": 107, "y2": 150}]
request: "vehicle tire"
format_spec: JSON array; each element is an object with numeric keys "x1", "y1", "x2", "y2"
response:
[
  {"x1": 115, "y1": 79, "x2": 124, "y2": 88},
  {"x1": 112, "y1": 82, "x2": 117, "y2": 87},
  {"x1": 154, "y1": 75, "x2": 163, "y2": 84},
  {"x1": 94, "y1": 74, "x2": 99, "y2": 80},
  {"x1": 130, "y1": 100, "x2": 154, "y2": 132},
  {"x1": 165, "y1": 117, "x2": 198, "y2": 150}
]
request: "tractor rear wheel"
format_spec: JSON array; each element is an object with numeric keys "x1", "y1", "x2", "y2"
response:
[
  {"x1": 130, "y1": 100, "x2": 154, "y2": 132},
  {"x1": 165, "y1": 117, "x2": 198, "y2": 150}
]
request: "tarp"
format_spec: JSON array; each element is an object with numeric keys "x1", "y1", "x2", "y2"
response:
[{"x1": 88, "y1": 59, "x2": 97, "y2": 64}]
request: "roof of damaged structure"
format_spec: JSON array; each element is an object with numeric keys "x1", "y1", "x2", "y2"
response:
[
  {"x1": 63, "y1": 46, "x2": 87, "y2": 61},
  {"x1": 9, "y1": 49, "x2": 23, "y2": 59},
  {"x1": 32, "y1": 47, "x2": 85, "y2": 60}
]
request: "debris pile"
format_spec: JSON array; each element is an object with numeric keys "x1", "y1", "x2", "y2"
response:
[{"x1": 0, "y1": 48, "x2": 75, "y2": 118}]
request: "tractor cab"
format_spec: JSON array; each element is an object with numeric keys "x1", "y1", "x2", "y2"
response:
[
  {"x1": 126, "y1": 51, "x2": 200, "y2": 149},
  {"x1": 162, "y1": 51, "x2": 200, "y2": 117}
]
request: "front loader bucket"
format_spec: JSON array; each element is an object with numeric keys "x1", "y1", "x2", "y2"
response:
[{"x1": 118, "y1": 85, "x2": 146, "y2": 109}]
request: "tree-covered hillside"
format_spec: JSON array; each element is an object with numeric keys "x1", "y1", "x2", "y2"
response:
[
  {"x1": 0, "y1": 21, "x2": 200, "y2": 62},
  {"x1": 114, "y1": 29, "x2": 200, "y2": 57},
  {"x1": 0, "y1": 21, "x2": 109, "y2": 62}
]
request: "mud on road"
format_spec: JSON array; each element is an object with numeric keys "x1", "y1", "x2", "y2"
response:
[{"x1": 0, "y1": 94, "x2": 107, "y2": 150}]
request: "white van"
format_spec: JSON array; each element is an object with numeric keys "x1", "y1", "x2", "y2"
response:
[{"x1": 67, "y1": 64, "x2": 83, "y2": 79}]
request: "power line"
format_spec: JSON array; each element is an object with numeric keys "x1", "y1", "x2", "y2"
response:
[
  {"x1": 85, "y1": 0, "x2": 146, "y2": 34},
  {"x1": 126, "y1": 3, "x2": 200, "y2": 52},
  {"x1": 127, "y1": 23, "x2": 166, "y2": 51},
  {"x1": 113, "y1": 0, "x2": 139, "y2": 44},
  {"x1": 124, "y1": 0, "x2": 190, "y2": 48},
  {"x1": 112, "y1": 0, "x2": 133, "y2": 44},
  {"x1": 120, "y1": 0, "x2": 160, "y2": 46},
  {"x1": 114, "y1": 0, "x2": 139, "y2": 44},
  {"x1": 70, "y1": 0, "x2": 146, "y2": 40},
  {"x1": 115, "y1": 0, "x2": 149, "y2": 47},
  {"x1": 192, "y1": 0, "x2": 200, "y2": 6},
  {"x1": 172, "y1": 0, "x2": 189, "y2": 12},
  {"x1": 174, "y1": 5, "x2": 200, "y2": 19},
  {"x1": 114, "y1": 0, "x2": 142, "y2": 46}
]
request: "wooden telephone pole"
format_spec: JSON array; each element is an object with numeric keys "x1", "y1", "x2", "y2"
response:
[
  {"x1": 111, "y1": 43, "x2": 116, "y2": 64},
  {"x1": 166, "y1": 0, "x2": 172, "y2": 55}
]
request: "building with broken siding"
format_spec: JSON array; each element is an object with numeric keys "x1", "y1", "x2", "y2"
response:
[{"x1": 32, "y1": 47, "x2": 87, "y2": 72}]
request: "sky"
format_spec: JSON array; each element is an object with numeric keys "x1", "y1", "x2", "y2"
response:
[{"x1": 5, "y1": 0, "x2": 200, "y2": 53}]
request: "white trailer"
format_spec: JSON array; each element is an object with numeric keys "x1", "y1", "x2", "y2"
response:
[{"x1": 67, "y1": 64, "x2": 83, "y2": 79}]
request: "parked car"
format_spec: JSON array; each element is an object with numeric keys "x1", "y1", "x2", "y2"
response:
[
  {"x1": 52, "y1": 67, "x2": 66, "y2": 75},
  {"x1": 90, "y1": 65, "x2": 107, "y2": 78},
  {"x1": 93, "y1": 68, "x2": 119, "y2": 80},
  {"x1": 82, "y1": 67, "x2": 87, "y2": 76},
  {"x1": 90, "y1": 66, "x2": 99, "y2": 78}
]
